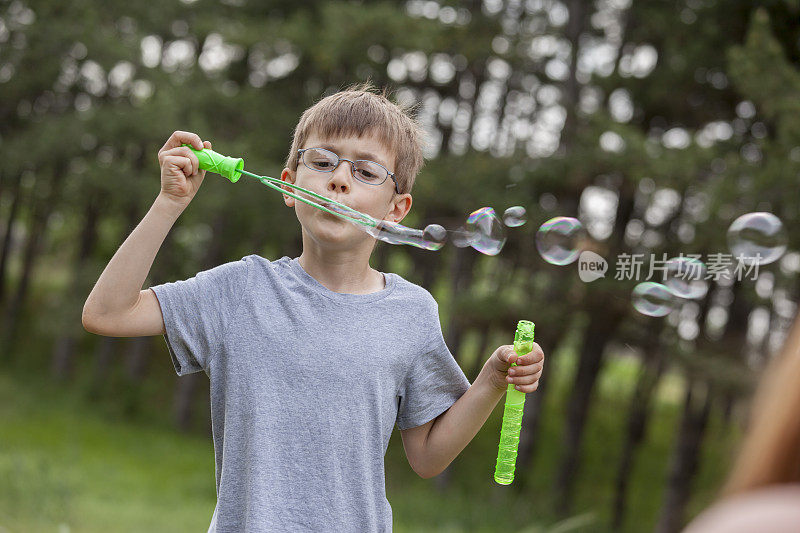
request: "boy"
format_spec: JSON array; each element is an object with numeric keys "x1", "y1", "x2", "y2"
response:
[{"x1": 82, "y1": 82, "x2": 544, "y2": 532}]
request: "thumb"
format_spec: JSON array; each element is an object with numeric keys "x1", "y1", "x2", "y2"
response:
[{"x1": 494, "y1": 345, "x2": 518, "y2": 369}]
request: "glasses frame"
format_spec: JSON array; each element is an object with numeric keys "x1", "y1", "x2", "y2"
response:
[{"x1": 297, "y1": 147, "x2": 400, "y2": 194}]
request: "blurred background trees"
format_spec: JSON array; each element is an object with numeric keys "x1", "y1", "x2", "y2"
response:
[{"x1": 2, "y1": 0, "x2": 799, "y2": 531}]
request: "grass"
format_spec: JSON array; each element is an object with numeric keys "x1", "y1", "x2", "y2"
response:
[
  {"x1": 0, "y1": 372, "x2": 216, "y2": 533},
  {"x1": 0, "y1": 337, "x2": 741, "y2": 532}
]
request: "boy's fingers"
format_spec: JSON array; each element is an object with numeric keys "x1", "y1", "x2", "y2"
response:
[
  {"x1": 161, "y1": 146, "x2": 200, "y2": 174},
  {"x1": 530, "y1": 342, "x2": 544, "y2": 363},
  {"x1": 497, "y1": 345, "x2": 516, "y2": 365},
  {"x1": 497, "y1": 344, "x2": 544, "y2": 366},
  {"x1": 507, "y1": 362, "x2": 543, "y2": 376},
  {"x1": 160, "y1": 130, "x2": 204, "y2": 153},
  {"x1": 163, "y1": 155, "x2": 193, "y2": 177}
]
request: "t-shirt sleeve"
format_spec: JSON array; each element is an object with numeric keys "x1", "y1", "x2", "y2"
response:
[
  {"x1": 149, "y1": 255, "x2": 252, "y2": 376},
  {"x1": 396, "y1": 297, "x2": 472, "y2": 431}
]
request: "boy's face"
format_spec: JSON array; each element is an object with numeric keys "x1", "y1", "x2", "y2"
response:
[{"x1": 280, "y1": 132, "x2": 412, "y2": 250}]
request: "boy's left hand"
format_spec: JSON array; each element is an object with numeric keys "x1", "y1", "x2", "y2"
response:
[{"x1": 484, "y1": 343, "x2": 545, "y2": 393}]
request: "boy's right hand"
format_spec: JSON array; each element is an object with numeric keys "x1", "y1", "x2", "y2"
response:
[{"x1": 158, "y1": 130, "x2": 212, "y2": 208}]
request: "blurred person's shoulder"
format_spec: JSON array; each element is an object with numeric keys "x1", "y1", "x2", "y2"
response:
[{"x1": 682, "y1": 485, "x2": 800, "y2": 533}]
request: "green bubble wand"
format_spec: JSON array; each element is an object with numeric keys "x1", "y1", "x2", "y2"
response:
[
  {"x1": 183, "y1": 145, "x2": 444, "y2": 251},
  {"x1": 494, "y1": 319, "x2": 535, "y2": 485}
]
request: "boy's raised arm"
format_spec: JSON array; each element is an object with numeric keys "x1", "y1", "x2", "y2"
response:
[{"x1": 82, "y1": 131, "x2": 211, "y2": 337}]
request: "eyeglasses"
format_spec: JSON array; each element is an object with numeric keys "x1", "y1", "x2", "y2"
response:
[{"x1": 297, "y1": 147, "x2": 400, "y2": 194}]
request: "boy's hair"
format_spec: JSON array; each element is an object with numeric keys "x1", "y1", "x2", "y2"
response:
[{"x1": 284, "y1": 79, "x2": 429, "y2": 196}]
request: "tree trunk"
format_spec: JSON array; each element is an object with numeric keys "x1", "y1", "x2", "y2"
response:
[
  {"x1": 560, "y1": 0, "x2": 590, "y2": 152},
  {"x1": 611, "y1": 328, "x2": 666, "y2": 529},
  {"x1": 88, "y1": 336, "x2": 119, "y2": 399},
  {"x1": 654, "y1": 379, "x2": 713, "y2": 533},
  {"x1": 554, "y1": 302, "x2": 627, "y2": 514},
  {"x1": 443, "y1": 246, "x2": 479, "y2": 365},
  {"x1": 174, "y1": 372, "x2": 200, "y2": 432},
  {"x1": 0, "y1": 171, "x2": 23, "y2": 306},
  {"x1": 125, "y1": 336, "x2": 150, "y2": 381},
  {"x1": 468, "y1": 321, "x2": 492, "y2": 381},
  {"x1": 1, "y1": 162, "x2": 65, "y2": 358},
  {"x1": 51, "y1": 189, "x2": 102, "y2": 379}
]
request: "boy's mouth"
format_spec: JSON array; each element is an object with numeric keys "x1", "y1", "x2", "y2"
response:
[{"x1": 319, "y1": 199, "x2": 352, "y2": 215}]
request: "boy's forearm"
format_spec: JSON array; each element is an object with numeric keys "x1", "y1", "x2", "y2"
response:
[
  {"x1": 83, "y1": 193, "x2": 185, "y2": 318},
  {"x1": 420, "y1": 365, "x2": 507, "y2": 478}
]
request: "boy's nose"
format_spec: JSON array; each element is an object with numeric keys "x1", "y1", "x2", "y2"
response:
[{"x1": 327, "y1": 161, "x2": 353, "y2": 193}]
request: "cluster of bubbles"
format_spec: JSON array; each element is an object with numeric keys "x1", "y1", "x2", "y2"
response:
[
  {"x1": 632, "y1": 212, "x2": 787, "y2": 317},
  {"x1": 422, "y1": 202, "x2": 787, "y2": 320},
  {"x1": 631, "y1": 257, "x2": 709, "y2": 318},
  {"x1": 308, "y1": 187, "x2": 789, "y2": 320}
]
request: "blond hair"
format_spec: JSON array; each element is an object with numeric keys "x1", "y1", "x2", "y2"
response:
[{"x1": 284, "y1": 79, "x2": 429, "y2": 196}]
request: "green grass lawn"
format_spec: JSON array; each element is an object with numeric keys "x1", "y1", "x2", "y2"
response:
[
  {"x1": 0, "y1": 372, "x2": 216, "y2": 532},
  {"x1": 0, "y1": 345, "x2": 741, "y2": 532}
]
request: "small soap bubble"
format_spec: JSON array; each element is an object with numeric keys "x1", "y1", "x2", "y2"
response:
[
  {"x1": 664, "y1": 257, "x2": 708, "y2": 299},
  {"x1": 727, "y1": 212, "x2": 787, "y2": 265},
  {"x1": 423, "y1": 224, "x2": 447, "y2": 248},
  {"x1": 503, "y1": 206, "x2": 527, "y2": 227},
  {"x1": 632, "y1": 282, "x2": 676, "y2": 317},
  {"x1": 449, "y1": 226, "x2": 476, "y2": 248},
  {"x1": 535, "y1": 216, "x2": 585, "y2": 265},
  {"x1": 465, "y1": 207, "x2": 506, "y2": 256}
]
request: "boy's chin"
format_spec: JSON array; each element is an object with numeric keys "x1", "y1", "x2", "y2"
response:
[{"x1": 308, "y1": 219, "x2": 359, "y2": 242}]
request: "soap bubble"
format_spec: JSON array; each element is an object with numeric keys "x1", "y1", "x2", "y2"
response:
[
  {"x1": 309, "y1": 193, "x2": 446, "y2": 251},
  {"x1": 632, "y1": 282, "x2": 676, "y2": 317},
  {"x1": 503, "y1": 206, "x2": 527, "y2": 227},
  {"x1": 465, "y1": 207, "x2": 506, "y2": 256},
  {"x1": 664, "y1": 257, "x2": 708, "y2": 299},
  {"x1": 727, "y1": 212, "x2": 787, "y2": 265},
  {"x1": 422, "y1": 224, "x2": 447, "y2": 248},
  {"x1": 535, "y1": 216, "x2": 585, "y2": 265},
  {"x1": 449, "y1": 226, "x2": 475, "y2": 248},
  {"x1": 358, "y1": 220, "x2": 444, "y2": 251}
]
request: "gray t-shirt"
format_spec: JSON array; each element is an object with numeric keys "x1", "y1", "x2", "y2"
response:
[{"x1": 149, "y1": 254, "x2": 471, "y2": 532}]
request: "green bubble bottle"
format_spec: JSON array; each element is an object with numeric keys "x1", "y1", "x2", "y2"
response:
[
  {"x1": 182, "y1": 144, "x2": 244, "y2": 182},
  {"x1": 494, "y1": 320, "x2": 535, "y2": 485}
]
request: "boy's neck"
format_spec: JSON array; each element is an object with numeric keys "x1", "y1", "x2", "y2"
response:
[{"x1": 297, "y1": 250, "x2": 385, "y2": 295}]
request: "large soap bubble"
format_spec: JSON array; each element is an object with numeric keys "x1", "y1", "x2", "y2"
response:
[
  {"x1": 727, "y1": 212, "x2": 787, "y2": 266},
  {"x1": 535, "y1": 217, "x2": 586, "y2": 266},
  {"x1": 632, "y1": 282, "x2": 676, "y2": 317},
  {"x1": 464, "y1": 207, "x2": 507, "y2": 256}
]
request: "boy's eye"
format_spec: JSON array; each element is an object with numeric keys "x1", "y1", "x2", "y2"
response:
[{"x1": 355, "y1": 161, "x2": 384, "y2": 182}]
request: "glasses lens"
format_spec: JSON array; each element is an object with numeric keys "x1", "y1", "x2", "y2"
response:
[
  {"x1": 304, "y1": 148, "x2": 337, "y2": 171},
  {"x1": 353, "y1": 160, "x2": 387, "y2": 185}
]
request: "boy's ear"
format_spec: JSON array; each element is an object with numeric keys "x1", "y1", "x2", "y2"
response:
[
  {"x1": 280, "y1": 168, "x2": 296, "y2": 207},
  {"x1": 386, "y1": 193, "x2": 412, "y2": 223}
]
